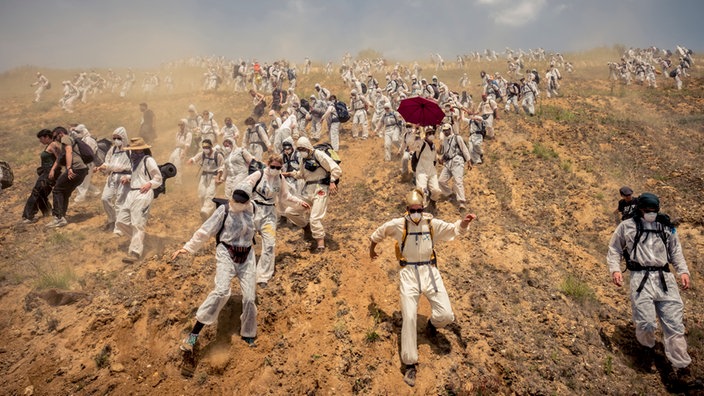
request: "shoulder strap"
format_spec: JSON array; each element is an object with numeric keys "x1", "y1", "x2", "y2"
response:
[{"x1": 216, "y1": 206, "x2": 229, "y2": 245}]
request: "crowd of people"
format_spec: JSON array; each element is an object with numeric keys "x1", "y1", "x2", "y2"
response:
[
  {"x1": 607, "y1": 45, "x2": 694, "y2": 90},
  {"x1": 16, "y1": 46, "x2": 698, "y2": 388}
]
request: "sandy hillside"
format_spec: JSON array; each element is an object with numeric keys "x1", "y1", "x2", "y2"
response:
[{"x1": 1, "y1": 53, "x2": 703, "y2": 395}]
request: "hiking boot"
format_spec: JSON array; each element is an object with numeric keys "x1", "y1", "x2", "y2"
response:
[
  {"x1": 674, "y1": 366, "x2": 695, "y2": 387},
  {"x1": 242, "y1": 336, "x2": 257, "y2": 347},
  {"x1": 122, "y1": 252, "x2": 140, "y2": 264},
  {"x1": 257, "y1": 282, "x2": 268, "y2": 289},
  {"x1": 180, "y1": 333, "x2": 198, "y2": 353},
  {"x1": 403, "y1": 364, "x2": 417, "y2": 387},
  {"x1": 21, "y1": 217, "x2": 38, "y2": 224},
  {"x1": 458, "y1": 203, "x2": 467, "y2": 211},
  {"x1": 303, "y1": 224, "x2": 313, "y2": 240},
  {"x1": 46, "y1": 216, "x2": 67, "y2": 228},
  {"x1": 426, "y1": 319, "x2": 438, "y2": 339},
  {"x1": 102, "y1": 221, "x2": 115, "y2": 232}
]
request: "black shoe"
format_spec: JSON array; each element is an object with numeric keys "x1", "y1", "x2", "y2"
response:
[
  {"x1": 426, "y1": 319, "x2": 438, "y2": 339},
  {"x1": 122, "y1": 252, "x2": 140, "y2": 264},
  {"x1": 242, "y1": 336, "x2": 257, "y2": 347},
  {"x1": 257, "y1": 282, "x2": 267, "y2": 289},
  {"x1": 403, "y1": 364, "x2": 417, "y2": 387},
  {"x1": 102, "y1": 221, "x2": 115, "y2": 232}
]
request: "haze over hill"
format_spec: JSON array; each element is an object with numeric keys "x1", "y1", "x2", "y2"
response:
[
  {"x1": 1, "y1": 0, "x2": 703, "y2": 71},
  {"x1": 0, "y1": 42, "x2": 703, "y2": 396}
]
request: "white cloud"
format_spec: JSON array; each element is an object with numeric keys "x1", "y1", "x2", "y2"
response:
[{"x1": 481, "y1": 0, "x2": 547, "y2": 27}]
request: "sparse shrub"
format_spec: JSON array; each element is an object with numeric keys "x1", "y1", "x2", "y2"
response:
[
  {"x1": 559, "y1": 275, "x2": 595, "y2": 304},
  {"x1": 94, "y1": 344, "x2": 111, "y2": 369},
  {"x1": 364, "y1": 329, "x2": 380, "y2": 343},
  {"x1": 603, "y1": 355, "x2": 613, "y2": 375},
  {"x1": 333, "y1": 321, "x2": 348, "y2": 339},
  {"x1": 532, "y1": 142, "x2": 559, "y2": 160},
  {"x1": 560, "y1": 160, "x2": 572, "y2": 172},
  {"x1": 34, "y1": 263, "x2": 77, "y2": 290}
]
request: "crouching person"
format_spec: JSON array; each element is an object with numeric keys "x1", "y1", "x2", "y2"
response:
[
  {"x1": 114, "y1": 137, "x2": 162, "y2": 263},
  {"x1": 172, "y1": 183, "x2": 259, "y2": 351}
]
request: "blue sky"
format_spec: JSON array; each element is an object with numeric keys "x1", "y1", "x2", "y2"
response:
[{"x1": 0, "y1": 0, "x2": 701, "y2": 71}]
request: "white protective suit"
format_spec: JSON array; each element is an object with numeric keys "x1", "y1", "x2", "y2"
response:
[
  {"x1": 100, "y1": 127, "x2": 131, "y2": 225},
  {"x1": 243, "y1": 168, "x2": 305, "y2": 284},
  {"x1": 114, "y1": 154, "x2": 163, "y2": 257},
  {"x1": 222, "y1": 145, "x2": 254, "y2": 200},
  {"x1": 607, "y1": 216, "x2": 691, "y2": 369},
  {"x1": 183, "y1": 194, "x2": 257, "y2": 337},
  {"x1": 189, "y1": 149, "x2": 225, "y2": 219},
  {"x1": 284, "y1": 137, "x2": 342, "y2": 240},
  {"x1": 168, "y1": 121, "x2": 192, "y2": 186},
  {"x1": 438, "y1": 131, "x2": 471, "y2": 205},
  {"x1": 370, "y1": 213, "x2": 469, "y2": 365},
  {"x1": 413, "y1": 138, "x2": 442, "y2": 206}
]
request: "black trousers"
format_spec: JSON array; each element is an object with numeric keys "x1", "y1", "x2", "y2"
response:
[
  {"x1": 22, "y1": 169, "x2": 56, "y2": 219},
  {"x1": 51, "y1": 168, "x2": 88, "y2": 218}
]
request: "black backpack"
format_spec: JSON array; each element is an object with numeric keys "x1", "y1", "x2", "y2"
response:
[
  {"x1": 531, "y1": 70, "x2": 540, "y2": 85},
  {"x1": 300, "y1": 98, "x2": 311, "y2": 112},
  {"x1": 94, "y1": 138, "x2": 112, "y2": 167},
  {"x1": 152, "y1": 162, "x2": 177, "y2": 199},
  {"x1": 248, "y1": 159, "x2": 266, "y2": 175},
  {"x1": 334, "y1": 101, "x2": 350, "y2": 123},
  {"x1": 287, "y1": 68, "x2": 296, "y2": 81},
  {"x1": 0, "y1": 160, "x2": 14, "y2": 189},
  {"x1": 73, "y1": 138, "x2": 95, "y2": 164},
  {"x1": 669, "y1": 69, "x2": 677, "y2": 78},
  {"x1": 430, "y1": 84, "x2": 440, "y2": 99},
  {"x1": 361, "y1": 82, "x2": 368, "y2": 95}
]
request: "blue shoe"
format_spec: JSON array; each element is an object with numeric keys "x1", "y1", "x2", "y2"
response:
[{"x1": 180, "y1": 333, "x2": 198, "y2": 352}]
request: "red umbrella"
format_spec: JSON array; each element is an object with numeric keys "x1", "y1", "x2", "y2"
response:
[{"x1": 397, "y1": 96, "x2": 445, "y2": 127}]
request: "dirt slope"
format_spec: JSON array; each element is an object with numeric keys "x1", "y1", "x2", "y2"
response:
[{"x1": 1, "y1": 56, "x2": 703, "y2": 395}]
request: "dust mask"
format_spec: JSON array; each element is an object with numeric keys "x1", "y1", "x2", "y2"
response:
[
  {"x1": 113, "y1": 139, "x2": 123, "y2": 147},
  {"x1": 299, "y1": 151, "x2": 309, "y2": 159},
  {"x1": 643, "y1": 212, "x2": 657, "y2": 223},
  {"x1": 409, "y1": 213, "x2": 422, "y2": 223}
]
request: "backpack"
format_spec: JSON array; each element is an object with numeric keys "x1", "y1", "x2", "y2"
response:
[
  {"x1": 669, "y1": 69, "x2": 677, "y2": 78},
  {"x1": 287, "y1": 68, "x2": 296, "y2": 81},
  {"x1": 248, "y1": 159, "x2": 266, "y2": 175},
  {"x1": 212, "y1": 197, "x2": 257, "y2": 249},
  {"x1": 411, "y1": 142, "x2": 426, "y2": 172},
  {"x1": 94, "y1": 138, "x2": 112, "y2": 167},
  {"x1": 65, "y1": 137, "x2": 95, "y2": 165},
  {"x1": 300, "y1": 98, "x2": 311, "y2": 112},
  {"x1": 394, "y1": 217, "x2": 436, "y2": 266},
  {"x1": 334, "y1": 101, "x2": 350, "y2": 123},
  {"x1": 152, "y1": 162, "x2": 177, "y2": 199},
  {"x1": 430, "y1": 83, "x2": 440, "y2": 99},
  {"x1": 531, "y1": 70, "x2": 540, "y2": 85},
  {"x1": 302, "y1": 143, "x2": 341, "y2": 185},
  {"x1": 313, "y1": 143, "x2": 341, "y2": 164},
  {"x1": 508, "y1": 83, "x2": 520, "y2": 96},
  {"x1": 0, "y1": 161, "x2": 14, "y2": 189},
  {"x1": 361, "y1": 82, "x2": 368, "y2": 95},
  {"x1": 471, "y1": 119, "x2": 486, "y2": 137}
]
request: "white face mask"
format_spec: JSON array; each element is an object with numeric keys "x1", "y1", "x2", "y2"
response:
[
  {"x1": 113, "y1": 139, "x2": 123, "y2": 147},
  {"x1": 426, "y1": 135, "x2": 435, "y2": 143},
  {"x1": 203, "y1": 148, "x2": 212, "y2": 155},
  {"x1": 267, "y1": 168, "x2": 281, "y2": 177},
  {"x1": 224, "y1": 146, "x2": 233, "y2": 154},
  {"x1": 643, "y1": 212, "x2": 658, "y2": 223},
  {"x1": 409, "y1": 213, "x2": 422, "y2": 223},
  {"x1": 298, "y1": 151, "x2": 309, "y2": 159}
]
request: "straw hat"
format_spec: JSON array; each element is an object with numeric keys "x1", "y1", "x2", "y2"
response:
[{"x1": 125, "y1": 137, "x2": 152, "y2": 150}]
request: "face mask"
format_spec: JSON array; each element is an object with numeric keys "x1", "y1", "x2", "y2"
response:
[
  {"x1": 643, "y1": 212, "x2": 658, "y2": 223},
  {"x1": 298, "y1": 151, "x2": 309, "y2": 159},
  {"x1": 229, "y1": 202, "x2": 249, "y2": 213},
  {"x1": 267, "y1": 168, "x2": 281, "y2": 177},
  {"x1": 426, "y1": 135, "x2": 435, "y2": 143},
  {"x1": 409, "y1": 213, "x2": 422, "y2": 223},
  {"x1": 203, "y1": 148, "x2": 212, "y2": 155},
  {"x1": 113, "y1": 139, "x2": 123, "y2": 147},
  {"x1": 224, "y1": 146, "x2": 233, "y2": 154}
]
